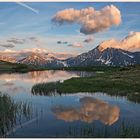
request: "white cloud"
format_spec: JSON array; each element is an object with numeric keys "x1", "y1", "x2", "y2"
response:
[
  {"x1": 7, "y1": 38, "x2": 25, "y2": 44},
  {"x1": 52, "y1": 5, "x2": 121, "y2": 35},
  {"x1": 0, "y1": 47, "x2": 76, "y2": 60},
  {"x1": 0, "y1": 36, "x2": 48, "y2": 49},
  {"x1": 68, "y1": 42, "x2": 83, "y2": 48},
  {"x1": 98, "y1": 32, "x2": 140, "y2": 52},
  {"x1": 0, "y1": 42, "x2": 15, "y2": 48}
]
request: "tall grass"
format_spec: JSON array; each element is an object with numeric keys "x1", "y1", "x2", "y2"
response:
[
  {"x1": 31, "y1": 82, "x2": 59, "y2": 96},
  {"x1": 0, "y1": 93, "x2": 33, "y2": 137},
  {"x1": 64, "y1": 121, "x2": 140, "y2": 138}
]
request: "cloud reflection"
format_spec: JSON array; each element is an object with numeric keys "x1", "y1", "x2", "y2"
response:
[{"x1": 52, "y1": 97, "x2": 120, "y2": 125}]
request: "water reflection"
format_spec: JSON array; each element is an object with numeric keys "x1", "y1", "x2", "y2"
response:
[
  {"x1": 0, "y1": 70, "x2": 140, "y2": 138},
  {"x1": 73, "y1": 71, "x2": 95, "y2": 77},
  {"x1": 52, "y1": 97, "x2": 120, "y2": 125},
  {"x1": 0, "y1": 71, "x2": 77, "y2": 84},
  {"x1": 0, "y1": 70, "x2": 94, "y2": 84},
  {"x1": 0, "y1": 71, "x2": 78, "y2": 96},
  {"x1": 1, "y1": 81, "x2": 27, "y2": 96},
  {"x1": 0, "y1": 70, "x2": 95, "y2": 96}
]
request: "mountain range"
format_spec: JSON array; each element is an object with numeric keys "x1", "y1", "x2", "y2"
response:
[
  {"x1": 18, "y1": 53, "x2": 65, "y2": 68},
  {"x1": 66, "y1": 47, "x2": 140, "y2": 67},
  {"x1": 0, "y1": 41, "x2": 140, "y2": 68}
]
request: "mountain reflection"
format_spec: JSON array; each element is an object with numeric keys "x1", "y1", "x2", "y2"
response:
[
  {"x1": 0, "y1": 70, "x2": 95, "y2": 96},
  {"x1": 52, "y1": 97, "x2": 120, "y2": 125},
  {"x1": 0, "y1": 70, "x2": 91, "y2": 84},
  {"x1": 0, "y1": 71, "x2": 78, "y2": 95}
]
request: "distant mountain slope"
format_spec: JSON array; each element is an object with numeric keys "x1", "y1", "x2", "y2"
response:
[
  {"x1": 1, "y1": 41, "x2": 140, "y2": 68},
  {"x1": 18, "y1": 53, "x2": 47, "y2": 67},
  {"x1": 18, "y1": 53, "x2": 66, "y2": 68},
  {"x1": 66, "y1": 46, "x2": 140, "y2": 67}
]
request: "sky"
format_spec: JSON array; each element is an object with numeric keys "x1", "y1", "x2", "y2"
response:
[{"x1": 0, "y1": 2, "x2": 140, "y2": 56}]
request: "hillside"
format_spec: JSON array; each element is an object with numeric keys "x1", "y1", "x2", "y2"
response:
[
  {"x1": 66, "y1": 47, "x2": 140, "y2": 67},
  {"x1": 0, "y1": 60, "x2": 37, "y2": 73}
]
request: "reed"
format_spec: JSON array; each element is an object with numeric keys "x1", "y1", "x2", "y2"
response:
[
  {"x1": 0, "y1": 93, "x2": 33, "y2": 137},
  {"x1": 64, "y1": 121, "x2": 140, "y2": 138}
]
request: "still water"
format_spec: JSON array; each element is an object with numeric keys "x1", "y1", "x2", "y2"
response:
[{"x1": 0, "y1": 70, "x2": 140, "y2": 137}]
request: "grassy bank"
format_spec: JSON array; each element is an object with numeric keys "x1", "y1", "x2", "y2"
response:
[
  {"x1": 32, "y1": 65, "x2": 140, "y2": 103},
  {"x1": 0, "y1": 60, "x2": 49, "y2": 73},
  {"x1": 54, "y1": 65, "x2": 121, "y2": 72},
  {"x1": 0, "y1": 60, "x2": 134, "y2": 73}
]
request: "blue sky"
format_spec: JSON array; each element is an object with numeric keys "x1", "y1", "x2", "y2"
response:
[{"x1": 0, "y1": 2, "x2": 140, "y2": 55}]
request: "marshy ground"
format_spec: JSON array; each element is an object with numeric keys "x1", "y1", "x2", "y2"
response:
[{"x1": 32, "y1": 65, "x2": 140, "y2": 103}]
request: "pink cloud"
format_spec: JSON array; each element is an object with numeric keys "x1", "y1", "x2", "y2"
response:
[
  {"x1": 52, "y1": 5, "x2": 121, "y2": 35},
  {"x1": 99, "y1": 32, "x2": 140, "y2": 52}
]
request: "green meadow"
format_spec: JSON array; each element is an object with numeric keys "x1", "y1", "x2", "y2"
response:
[{"x1": 32, "y1": 65, "x2": 140, "y2": 103}]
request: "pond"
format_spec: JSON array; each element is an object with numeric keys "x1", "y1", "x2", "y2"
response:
[{"x1": 0, "y1": 70, "x2": 140, "y2": 138}]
